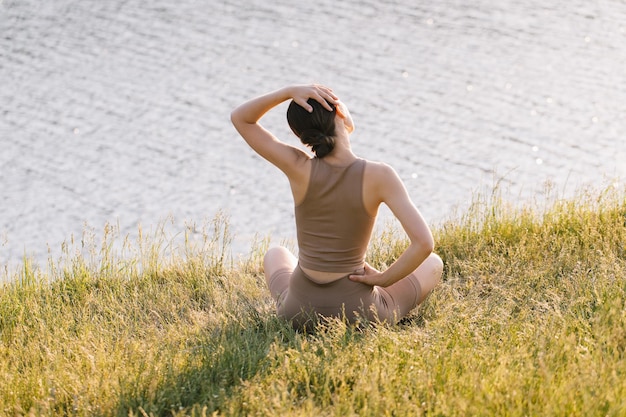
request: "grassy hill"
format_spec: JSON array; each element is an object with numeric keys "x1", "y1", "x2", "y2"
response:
[{"x1": 1, "y1": 187, "x2": 625, "y2": 416}]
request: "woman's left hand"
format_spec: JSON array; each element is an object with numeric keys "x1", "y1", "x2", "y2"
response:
[{"x1": 349, "y1": 262, "x2": 390, "y2": 287}]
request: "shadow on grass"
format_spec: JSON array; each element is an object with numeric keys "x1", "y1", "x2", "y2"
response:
[
  {"x1": 112, "y1": 310, "x2": 422, "y2": 416},
  {"x1": 114, "y1": 303, "x2": 297, "y2": 416},
  {"x1": 109, "y1": 268, "x2": 435, "y2": 417}
]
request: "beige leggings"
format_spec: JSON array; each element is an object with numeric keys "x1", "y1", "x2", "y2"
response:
[{"x1": 267, "y1": 263, "x2": 425, "y2": 329}]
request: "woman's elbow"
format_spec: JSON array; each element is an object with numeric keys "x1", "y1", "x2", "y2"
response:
[
  {"x1": 422, "y1": 236, "x2": 435, "y2": 256},
  {"x1": 413, "y1": 232, "x2": 434, "y2": 256},
  {"x1": 230, "y1": 108, "x2": 241, "y2": 128}
]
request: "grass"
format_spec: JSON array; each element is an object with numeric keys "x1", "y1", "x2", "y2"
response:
[{"x1": 1, "y1": 186, "x2": 625, "y2": 416}]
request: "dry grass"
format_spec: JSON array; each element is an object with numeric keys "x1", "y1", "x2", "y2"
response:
[{"x1": 1, "y1": 187, "x2": 625, "y2": 416}]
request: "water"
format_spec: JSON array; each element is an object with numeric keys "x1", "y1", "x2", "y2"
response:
[{"x1": 1, "y1": 0, "x2": 625, "y2": 269}]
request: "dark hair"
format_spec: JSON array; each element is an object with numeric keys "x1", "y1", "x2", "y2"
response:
[{"x1": 286, "y1": 98, "x2": 337, "y2": 158}]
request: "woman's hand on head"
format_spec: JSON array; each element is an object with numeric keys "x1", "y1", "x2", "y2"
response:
[
  {"x1": 289, "y1": 84, "x2": 339, "y2": 113},
  {"x1": 349, "y1": 262, "x2": 391, "y2": 287}
]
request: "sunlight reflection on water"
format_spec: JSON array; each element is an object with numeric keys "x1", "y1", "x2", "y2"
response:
[{"x1": 1, "y1": 0, "x2": 625, "y2": 270}]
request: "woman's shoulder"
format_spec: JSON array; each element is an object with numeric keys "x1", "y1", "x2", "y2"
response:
[
  {"x1": 360, "y1": 159, "x2": 404, "y2": 210},
  {"x1": 362, "y1": 158, "x2": 396, "y2": 176},
  {"x1": 362, "y1": 159, "x2": 403, "y2": 195}
]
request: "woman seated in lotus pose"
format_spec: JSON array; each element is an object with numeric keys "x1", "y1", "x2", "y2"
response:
[{"x1": 231, "y1": 84, "x2": 443, "y2": 329}]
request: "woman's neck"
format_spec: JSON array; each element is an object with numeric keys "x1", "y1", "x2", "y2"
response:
[{"x1": 322, "y1": 135, "x2": 357, "y2": 166}]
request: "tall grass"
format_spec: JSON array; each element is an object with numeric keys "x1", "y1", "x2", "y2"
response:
[{"x1": 1, "y1": 186, "x2": 625, "y2": 416}]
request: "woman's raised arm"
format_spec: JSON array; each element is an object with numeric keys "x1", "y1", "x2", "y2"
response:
[{"x1": 230, "y1": 85, "x2": 338, "y2": 174}]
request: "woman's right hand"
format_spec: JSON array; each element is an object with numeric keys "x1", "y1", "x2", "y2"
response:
[{"x1": 289, "y1": 84, "x2": 339, "y2": 113}]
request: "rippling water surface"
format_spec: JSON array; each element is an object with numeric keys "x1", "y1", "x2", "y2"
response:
[{"x1": 1, "y1": 0, "x2": 625, "y2": 268}]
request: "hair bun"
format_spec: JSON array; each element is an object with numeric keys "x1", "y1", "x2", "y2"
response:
[{"x1": 300, "y1": 130, "x2": 335, "y2": 158}]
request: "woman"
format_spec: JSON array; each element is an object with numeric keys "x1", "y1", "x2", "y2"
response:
[{"x1": 231, "y1": 84, "x2": 443, "y2": 329}]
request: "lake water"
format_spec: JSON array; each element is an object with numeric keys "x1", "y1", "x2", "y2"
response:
[{"x1": 1, "y1": 0, "x2": 625, "y2": 271}]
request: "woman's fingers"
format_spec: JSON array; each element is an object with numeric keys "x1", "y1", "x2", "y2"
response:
[
  {"x1": 315, "y1": 85, "x2": 339, "y2": 108},
  {"x1": 349, "y1": 264, "x2": 383, "y2": 286},
  {"x1": 294, "y1": 96, "x2": 314, "y2": 112},
  {"x1": 349, "y1": 273, "x2": 378, "y2": 286},
  {"x1": 293, "y1": 85, "x2": 339, "y2": 112},
  {"x1": 316, "y1": 95, "x2": 334, "y2": 111},
  {"x1": 348, "y1": 273, "x2": 367, "y2": 283}
]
